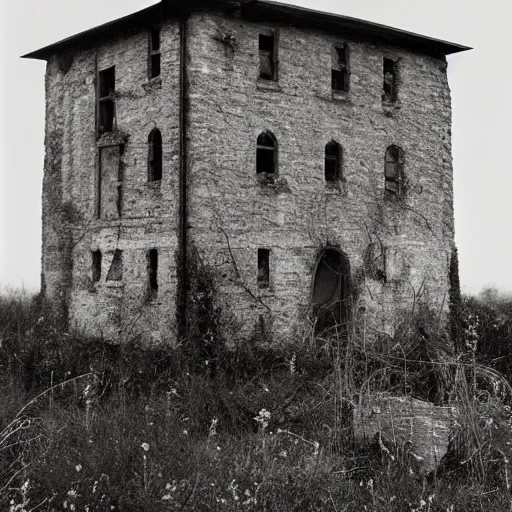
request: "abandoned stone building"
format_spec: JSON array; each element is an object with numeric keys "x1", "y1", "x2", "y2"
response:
[{"x1": 24, "y1": 0, "x2": 469, "y2": 344}]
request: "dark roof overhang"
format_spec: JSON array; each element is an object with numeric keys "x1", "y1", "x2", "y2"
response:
[
  {"x1": 22, "y1": 3, "x2": 169, "y2": 60},
  {"x1": 22, "y1": 0, "x2": 470, "y2": 61},
  {"x1": 246, "y1": 1, "x2": 471, "y2": 57}
]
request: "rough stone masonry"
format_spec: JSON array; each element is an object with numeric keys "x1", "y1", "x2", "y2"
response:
[{"x1": 24, "y1": 0, "x2": 470, "y2": 344}]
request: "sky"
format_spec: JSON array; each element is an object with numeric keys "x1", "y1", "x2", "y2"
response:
[{"x1": 1, "y1": 0, "x2": 511, "y2": 295}]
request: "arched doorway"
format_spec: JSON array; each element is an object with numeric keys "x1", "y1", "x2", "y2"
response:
[{"x1": 311, "y1": 248, "x2": 351, "y2": 337}]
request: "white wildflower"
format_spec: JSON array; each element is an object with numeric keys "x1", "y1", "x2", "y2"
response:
[{"x1": 254, "y1": 409, "x2": 271, "y2": 431}]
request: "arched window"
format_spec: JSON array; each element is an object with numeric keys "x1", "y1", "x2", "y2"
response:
[
  {"x1": 148, "y1": 128, "x2": 162, "y2": 182},
  {"x1": 256, "y1": 131, "x2": 277, "y2": 179},
  {"x1": 384, "y1": 145, "x2": 404, "y2": 198},
  {"x1": 325, "y1": 141, "x2": 342, "y2": 182}
]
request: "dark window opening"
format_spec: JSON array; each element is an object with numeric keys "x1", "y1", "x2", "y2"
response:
[
  {"x1": 312, "y1": 248, "x2": 351, "y2": 337},
  {"x1": 149, "y1": 28, "x2": 161, "y2": 79},
  {"x1": 258, "y1": 249, "x2": 270, "y2": 289},
  {"x1": 332, "y1": 45, "x2": 349, "y2": 92},
  {"x1": 383, "y1": 58, "x2": 398, "y2": 102},
  {"x1": 325, "y1": 141, "x2": 342, "y2": 182},
  {"x1": 99, "y1": 67, "x2": 115, "y2": 98},
  {"x1": 106, "y1": 249, "x2": 123, "y2": 281},
  {"x1": 148, "y1": 128, "x2": 163, "y2": 182},
  {"x1": 98, "y1": 66, "x2": 115, "y2": 135},
  {"x1": 99, "y1": 101, "x2": 114, "y2": 133},
  {"x1": 256, "y1": 131, "x2": 277, "y2": 181},
  {"x1": 151, "y1": 28, "x2": 160, "y2": 51},
  {"x1": 147, "y1": 249, "x2": 158, "y2": 298},
  {"x1": 151, "y1": 54, "x2": 161, "y2": 78},
  {"x1": 384, "y1": 145, "x2": 405, "y2": 199},
  {"x1": 259, "y1": 33, "x2": 276, "y2": 80},
  {"x1": 92, "y1": 250, "x2": 102, "y2": 283}
]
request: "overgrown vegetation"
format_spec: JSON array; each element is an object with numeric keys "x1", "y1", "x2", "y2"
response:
[{"x1": 1, "y1": 284, "x2": 512, "y2": 511}]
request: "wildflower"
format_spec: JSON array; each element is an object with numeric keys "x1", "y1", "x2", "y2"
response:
[
  {"x1": 183, "y1": 429, "x2": 188, "y2": 435},
  {"x1": 76, "y1": 464, "x2": 82, "y2": 472},
  {"x1": 289, "y1": 353, "x2": 296, "y2": 374},
  {"x1": 141, "y1": 442, "x2": 150, "y2": 452},
  {"x1": 254, "y1": 409, "x2": 271, "y2": 431},
  {"x1": 208, "y1": 417, "x2": 219, "y2": 438}
]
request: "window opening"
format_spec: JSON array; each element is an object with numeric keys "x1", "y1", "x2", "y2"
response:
[
  {"x1": 92, "y1": 250, "x2": 102, "y2": 283},
  {"x1": 148, "y1": 128, "x2": 162, "y2": 181},
  {"x1": 106, "y1": 249, "x2": 123, "y2": 281},
  {"x1": 258, "y1": 249, "x2": 270, "y2": 289},
  {"x1": 384, "y1": 145, "x2": 404, "y2": 199},
  {"x1": 256, "y1": 131, "x2": 277, "y2": 180},
  {"x1": 259, "y1": 33, "x2": 276, "y2": 80},
  {"x1": 312, "y1": 248, "x2": 351, "y2": 337},
  {"x1": 383, "y1": 58, "x2": 398, "y2": 102},
  {"x1": 149, "y1": 28, "x2": 161, "y2": 79},
  {"x1": 325, "y1": 141, "x2": 342, "y2": 182},
  {"x1": 98, "y1": 66, "x2": 115, "y2": 134},
  {"x1": 147, "y1": 249, "x2": 158, "y2": 298},
  {"x1": 332, "y1": 45, "x2": 349, "y2": 92}
]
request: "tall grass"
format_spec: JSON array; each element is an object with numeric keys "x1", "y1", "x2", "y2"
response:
[{"x1": 1, "y1": 289, "x2": 512, "y2": 511}]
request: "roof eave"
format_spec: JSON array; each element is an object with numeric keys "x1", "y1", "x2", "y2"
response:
[
  {"x1": 248, "y1": 0, "x2": 471, "y2": 56},
  {"x1": 21, "y1": 3, "x2": 167, "y2": 60},
  {"x1": 21, "y1": 0, "x2": 471, "y2": 61}
]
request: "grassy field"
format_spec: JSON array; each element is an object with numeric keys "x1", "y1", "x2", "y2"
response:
[{"x1": 1, "y1": 289, "x2": 512, "y2": 511}]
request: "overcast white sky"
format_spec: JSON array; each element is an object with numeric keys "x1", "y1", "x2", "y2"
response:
[{"x1": 1, "y1": 0, "x2": 511, "y2": 295}]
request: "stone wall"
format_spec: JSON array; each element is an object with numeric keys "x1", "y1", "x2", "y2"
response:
[
  {"x1": 186, "y1": 9, "x2": 454, "y2": 342},
  {"x1": 42, "y1": 19, "x2": 182, "y2": 343},
  {"x1": 41, "y1": 6, "x2": 455, "y2": 343}
]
